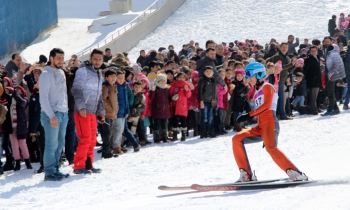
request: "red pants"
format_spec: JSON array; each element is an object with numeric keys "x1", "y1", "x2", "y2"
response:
[
  {"x1": 232, "y1": 114, "x2": 298, "y2": 175},
  {"x1": 73, "y1": 113, "x2": 97, "y2": 170}
]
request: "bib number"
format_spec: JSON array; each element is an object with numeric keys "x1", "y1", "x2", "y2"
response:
[{"x1": 255, "y1": 95, "x2": 264, "y2": 108}]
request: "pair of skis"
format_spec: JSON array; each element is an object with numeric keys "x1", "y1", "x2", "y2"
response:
[{"x1": 159, "y1": 178, "x2": 319, "y2": 192}]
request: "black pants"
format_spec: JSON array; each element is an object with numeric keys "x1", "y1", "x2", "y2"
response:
[
  {"x1": 172, "y1": 116, "x2": 187, "y2": 130},
  {"x1": 153, "y1": 118, "x2": 168, "y2": 141},
  {"x1": 187, "y1": 110, "x2": 197, "y2": 130},
  {"x1": 65, "y1": 112, "x2": 76, "y2": 162},
  {"x1": 36, "y1": 124, "x2": 45, "y2": 167},
  {"x1": 326, "y1": 79, "x2": 338, "y2": 112},
  {"x1": 308, "y1": 88, "x2": 319, "y2": 113},
  {"x1": 136, "y1": 118, "x2": 147, "y2": 141},
  {"x1": 101, "y1": 118, "x2": 113, "y2": 151}
]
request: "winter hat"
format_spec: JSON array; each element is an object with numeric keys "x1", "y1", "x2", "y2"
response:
[
  {"x1": 248, "y1": 58, "x2": 255, "y2": 63},
  {"x1": 191, "y1": 70, "x2": 199, "y2": 79},
  {"x1": 5, "y1": 87, "x2": 14, "y2": 94},
  {"x1": 165, "y1": 69, "x2": 174, "y2": 75},
  {"x1": 232, "y1": 46, "x2": 239, "y2": 52},
  {"x1": 275, "y1": 60, "x2": 283, "y2": 70},
  {"x1": 132, "y1": 64, "x2": 141, "y2": 74},
  {"x1": 300, "y1": 48, "x2": 307, "y2": 53},
  {"x1": 137, "y1": 73, "x2": 150, "y2": 88},
  {"x1": 156, "y1": 73, "x2": 167, "y2": 83},
  {"x1": 296, "y1": 58, "x2": 304, "y2": 65},
  {"x1": 14, "y1": 86, "x2": 27, "y2": 97},
  {"x1": 235, "y1": 69, "x2": 244, "y2": 76}
]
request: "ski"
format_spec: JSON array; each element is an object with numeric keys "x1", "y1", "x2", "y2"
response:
[
  {"x1": 158, "y1": 178, "x2": 288, "y2": 191},
  {"x1": 191, "y1": 180, "x2": 318, "y2": 191}
]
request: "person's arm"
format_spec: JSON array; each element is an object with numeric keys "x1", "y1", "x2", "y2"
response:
[
  {"x1": 136, "y1": 96, "x2": 146, "y2": 114},
  {"x1": 97, "y1": 90, "x2": 105, "y2": 117},
  {"x1": 249, "y1": 84, "x2": 274, "y2": 117},
  {"x1": 197, "y1": 79, "x2": 203, "y2": 102},
  {"x1": 39, "y1": 72, "x2": 55, "y2": 118},
  {"x1": 326, "y1": 55, "x2": 334, "y2": 78},
  {"x1": 71, "y1": 68, "x2": 87, "y2": 112},
  {"x1": 24, "y1": 74, "x2": 35, "y2": 93},
  {"x1": 293, "y1": 38, "x2": 300, "y2": 47},
  {"x1": 12, "y1": 90, "x2": 28, "y2": 108},
  {"x1": 28, "y1": 99, "x2": 41, "y2": 134},
  {"x1": 102, "y1": 86, "x2": 113, "y2": 113},
  {"x1": 213, "y1": 68, "x2": 226, "y2": 87}
]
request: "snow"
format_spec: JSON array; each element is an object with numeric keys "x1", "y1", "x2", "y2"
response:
[
  {"x1": 2, "y1": 0, "x2": 350, "y2": 209},
  {"x1": 1, "y1": 109, "x2": 350, "y2": 209},
  {"x1": 15, "y1": 0, "x2": 156, "y2": 63},
  {"x1": 128, "y1": 0, "x2": 350, "y2": 63}
]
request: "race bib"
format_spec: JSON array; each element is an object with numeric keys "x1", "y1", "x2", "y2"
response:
[{"x1": 255, "y1": 94, "x2": 264, "y2": 108}]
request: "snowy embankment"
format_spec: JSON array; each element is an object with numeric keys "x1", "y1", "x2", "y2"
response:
[
  {"x1": 1, "y1": 110, "x2": 350, "y2": 209},
  {"x1": 17, "y1": 0, "x2": 156, "y2": 63},
  {"x1": 128, "y1": 0, "x2": 350, "y2": 62}
]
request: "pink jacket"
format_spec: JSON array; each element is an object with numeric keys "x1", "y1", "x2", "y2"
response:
[{"x1": 217, "y1": 84, "x2": 227, "y2": 109}]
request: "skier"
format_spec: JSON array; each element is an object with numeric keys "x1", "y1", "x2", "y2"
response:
[{"x1": 232, "y1": 62, "x2": 308, "y2": 182}]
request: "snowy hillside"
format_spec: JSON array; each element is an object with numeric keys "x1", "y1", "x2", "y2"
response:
[
  {"x1": 1, "y1": 110, "x2": 350, "y2": 209},
  {"x1": 128, "y1": 0, "x2": 350, "y2": 62},
  {"x1": 18, "y1": 0, "x2": 156, "y2": 63}
]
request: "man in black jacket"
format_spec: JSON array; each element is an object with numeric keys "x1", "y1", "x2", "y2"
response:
[
  {"x1": 328, "y1": 15, "x2": 337, "y2": 37},
  {"x1": 304, "y1": 46, "x2": 322, "y2": 114},
  {"x1": 196, "y1": 48, "x2": 226, "y2": 88},
  {"x1": 342, "y1": 41, "x2": 350, "y2": 110}
]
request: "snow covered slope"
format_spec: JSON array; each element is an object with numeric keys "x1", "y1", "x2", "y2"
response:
[
  {"x1": 1, "y1": 110, "x2": 350, "y2": 209},
  {"x1": 18, "y1": 0, "x2": 156, "y2": 63},
  {"x1": 128, "y1": 0, "x2": 350, "y2": 62}
]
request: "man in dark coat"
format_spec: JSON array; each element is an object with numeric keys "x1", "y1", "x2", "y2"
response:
[
  {"x1": 328, "y1": 15, "x2": 337, "y2": 37},
  {"x1": 142, "y1": 51, "x2": 158, "y2": 67},
  {"x1": 304, "y1": 46, "x2": 322, "y2": 114},
  {"x1": 342, "y1": 41, "x2": 350, "y2": 110},
  {"x1": 5, "y1": 53, "x2": 22, "y2": 80},
  {"x1": 196, "y1": 48, "x2": 226, "y2": 88}
]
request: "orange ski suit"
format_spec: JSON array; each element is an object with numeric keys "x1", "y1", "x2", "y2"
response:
[{"x1": 232, "y1": 83, "x2": 298, "y2": 175}]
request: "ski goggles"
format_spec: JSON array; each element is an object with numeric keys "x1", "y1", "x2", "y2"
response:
[{"x1": 245, "y1": 68, "x2": 265, "y2": 79}]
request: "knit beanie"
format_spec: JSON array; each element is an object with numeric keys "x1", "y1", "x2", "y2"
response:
[
  {"x1": 156, "y1": 73, "x2": 167, "y2": 83},
  {"x1": 132, "y1": 64, "x2": 141, "y2": 74},
  {"x1": 235, "y1": 69, "x2": 244, "y2": 76},
  {"x1": 137, "y1": 73, "x2": 150, "y2": 88},
  {"x1": 191, "y1": 70, "x2": 199, "y2": 80},
  {"x1": 296, "y1": 58, "x2": 304, "y2": 65},
  {"x1": 275, "y1": 60, "x2": 282, "y2": 70}
]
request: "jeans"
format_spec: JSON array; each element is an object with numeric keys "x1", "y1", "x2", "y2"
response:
[
  {"x1": 344, "y1": 80, "x2": 350, "y2": 106},
  {"x1": 277, "y1": 82, "x2": 286, "y2": 117},
  {"x1": 200, "y1": 102, "x2": 213, "y2": 132},
  {"x1": 136, "y1": 118, "x2": 147, "y2": 141},
  {"x1": 346, "y1": 29, "x2": 350, "y2": 41},
  {"x1": 325, "y1": 79, "x2": 338, "y2": 112},
  {"x1": 123, "y1": 118, "x2": 138, "y2": 146},
  {"x1": 41, "y1": 111, "x2": 68, "y2": 175},
  {"x1": 214, "y1": 108, "x2": 225, "y2": 134},
  {"x1": 308, "y1": 88, "x2": 319, "y2": 113},
  {"x1": 292, "y1": 96, "x2": 305, "y2": 106},
  {"x1": 112, "y1": 118, "x2": 124, "y2": 148},
  {"x1": 65, "y1": 112, "x2": 76, "y2": 163},
  {"x1": 73, "y1": 113, "x2": 97, "y2": 170}
]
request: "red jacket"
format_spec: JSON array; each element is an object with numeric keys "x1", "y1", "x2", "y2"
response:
[
  {"x1": 170, "y1": 80, "x2": 191, "y2": 117},
  {"x1": 223, "y1": 78, "x2": 233, "y2": 110}
]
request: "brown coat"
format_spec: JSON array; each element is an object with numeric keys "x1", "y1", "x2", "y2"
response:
[{"x1": 102, "y1": 83, "x2": 119, "y2": 119}]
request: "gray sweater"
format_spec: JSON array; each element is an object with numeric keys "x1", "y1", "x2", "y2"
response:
[{"x1": 39, "y1": 66, "x2": 68, "y2": 118}]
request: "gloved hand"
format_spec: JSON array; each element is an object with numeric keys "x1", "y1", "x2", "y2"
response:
[
  {"x1": 236, "y1": 113, "x2": 252, "y2": 124},
  {"x1": 172, "y1": 94, "x2": 179, "y2": 101}
]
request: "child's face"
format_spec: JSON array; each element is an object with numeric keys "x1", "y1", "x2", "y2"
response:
[
  {"x1": 219, "y1": 71, "x2": 226, "y2": 79},
  {"x1": 141, "y1": 71, "x2": 147, "y2": 76},
  {"x1": 133, "y1": 85, "x2": 142, "y2": 93},
  {"x1": 106, "y1": 74, "x2": 117, "y2": 85},
  {"x1": 15, "y1": 88, "x2": 23, "y2": 95},
  {"x1": 295, "y1": 62, "x2": 303, "y2": 68},
  {"x1": 167, "y1": 73, "x2": 174, "y2": 81},
  {"x1": 204, "y1": 69, "x2": 214, "y2": 78},
  {"x1": 296, "y1": 76, "x2": 302, "y2": 82},
  {"x1": 185, "y1": 72, "x2": 192, "y2": 80},
  {"x1": 158, "y1": 79, "x2": 166, "y2": 85},
  {"x1": 226, "y1": 70, "x2": 233, "y2": 79},
  {"x1": 140, "y1": 80, "x2": 147, "y2": 88},
  {"x1": 235, "y1": 64, "x2": 244, "y2": 70},
  {"x1": 116, "y1": 74, "x2": 125, "y2": 85},
  {"x1": 236, "y1": 74, "x2": 243, "y2": 81},
  {"x1": 176, "y1": 75, "x2": 186, "y2": 81}
]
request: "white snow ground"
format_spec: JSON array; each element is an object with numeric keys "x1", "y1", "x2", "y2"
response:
[
  {"x1": 1, "y1": 110, "x2": 350, "y2": 210},
  {"x1": 1, "y1": 0, "x2": 350, "y2": 209},
  {"x1": 16, "y1": 0, "x2": 156, "y2": 63},
  {"x1": 128, "y1": 0, "x2": 350, "y2": 63}
]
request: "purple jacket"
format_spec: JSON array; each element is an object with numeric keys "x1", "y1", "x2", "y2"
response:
[{"x1": 149, "y1": 87, "x2": 172, "y2": 119}]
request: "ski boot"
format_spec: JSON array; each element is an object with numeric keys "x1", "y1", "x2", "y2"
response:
[
  {"x1": 236, "y1": 169, "x2": 257, "y2": 182},
  {"x1": 286, "y1": 169, "x2": 308, "y2": 181}
]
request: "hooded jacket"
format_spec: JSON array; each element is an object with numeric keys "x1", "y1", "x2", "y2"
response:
[
  {"x1": 325, "y1": 45, "x2": 346, "y2": 81},
  {"x1": 102, "y1": 81, "x2": 119, "y2": 119},
  {"x1": 170, "y1": 80, "x2": 191, "y2": 117},
  {"x1": 71, "y1": 61, "x2": 105, "y2": 116}
]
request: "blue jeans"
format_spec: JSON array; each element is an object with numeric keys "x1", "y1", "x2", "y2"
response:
[
  {"x1": 292, "y1": 96, "x2": 305, "y2": 106},
  {"x1": 277, "y1": 82, "x2": 286, "y2": 117},
  {"x1": 344, "y1": 79, "x2": 350, "y2": 106},
  {"x1": 64, "y1": 112, "x2": 76, "y2": 162},
  {"x1": 41, "y1": 111, "x2": 68, "y2": 175},
  {"x1": 200, "y1": 102, "x2": 213, "y2": 132}
]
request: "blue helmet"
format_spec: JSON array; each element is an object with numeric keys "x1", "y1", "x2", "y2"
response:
[{"x1": 244, "y1": 62, "x2": 266, "y2": 80}]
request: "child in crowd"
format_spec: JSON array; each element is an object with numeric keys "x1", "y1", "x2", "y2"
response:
[
  {"x1": 198, "y1": 66, "x2": 217, "y2": 138},
  {"x1": 231, "y1": 69, "x2": 249, "y2": 132},
  {"x1": 214, "y1": 69, "x2": 228, "y2": 135},
  {"x1": 128, "y1": 82, "x2": 145, "y2": 134},
  {"x1": 170, "y1": 72, "x2": 191, "y2": 141},
  {"x1": 292, "y1": 72, "x2": 306, "y2": 107},
  {"x1": 147, "y1": 60, "x2": 159, "y2": 83},
  {"x1": 1, "y1": 85, "x2": 32, "y2": 171},
  {"x1": 101, "y1": 68, "x2": 119, "y2": 158},
  {"x1": 224, "y1": 68, "x2": 235, "y2": 130},
  {"x1": 149, "y1": 74, "x2": 171, "y2": 143},
  {"x1": 137, "y1": 73, "x2": 151, "y2": 146}
]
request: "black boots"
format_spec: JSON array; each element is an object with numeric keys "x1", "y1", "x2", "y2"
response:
[
  {"x1": 193, "y1": 126, "x2": 199, "y2": 137},
  {"x1": 101, "y1": 149, "x2": 114, "y2": 159},
  {"x1": 3, "y1": 154, "x2": 14, "y2": 171},
  {"x1": 14, "y1": 160, "x2": 21, "y2": 171},
  {"x1": 181, "y1": 130, "x2": 186, "y2": 141},
  {"x1": 153, "y1": 130, "x2": 161, "y2": 144},
  {"x1": 25, "y1": 159, "x2": 32, "y2": 169},
  {"x1": 172, "y1": 130, "x2": 178, "y2": 141}
]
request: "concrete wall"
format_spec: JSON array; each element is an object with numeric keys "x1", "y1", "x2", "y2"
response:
[
  {"x1": 80, "y1": 0, "x2": 186, "y2": 61},
  {"x1": 0, "y1": 0, "x2": 58, "y2": 59}
]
